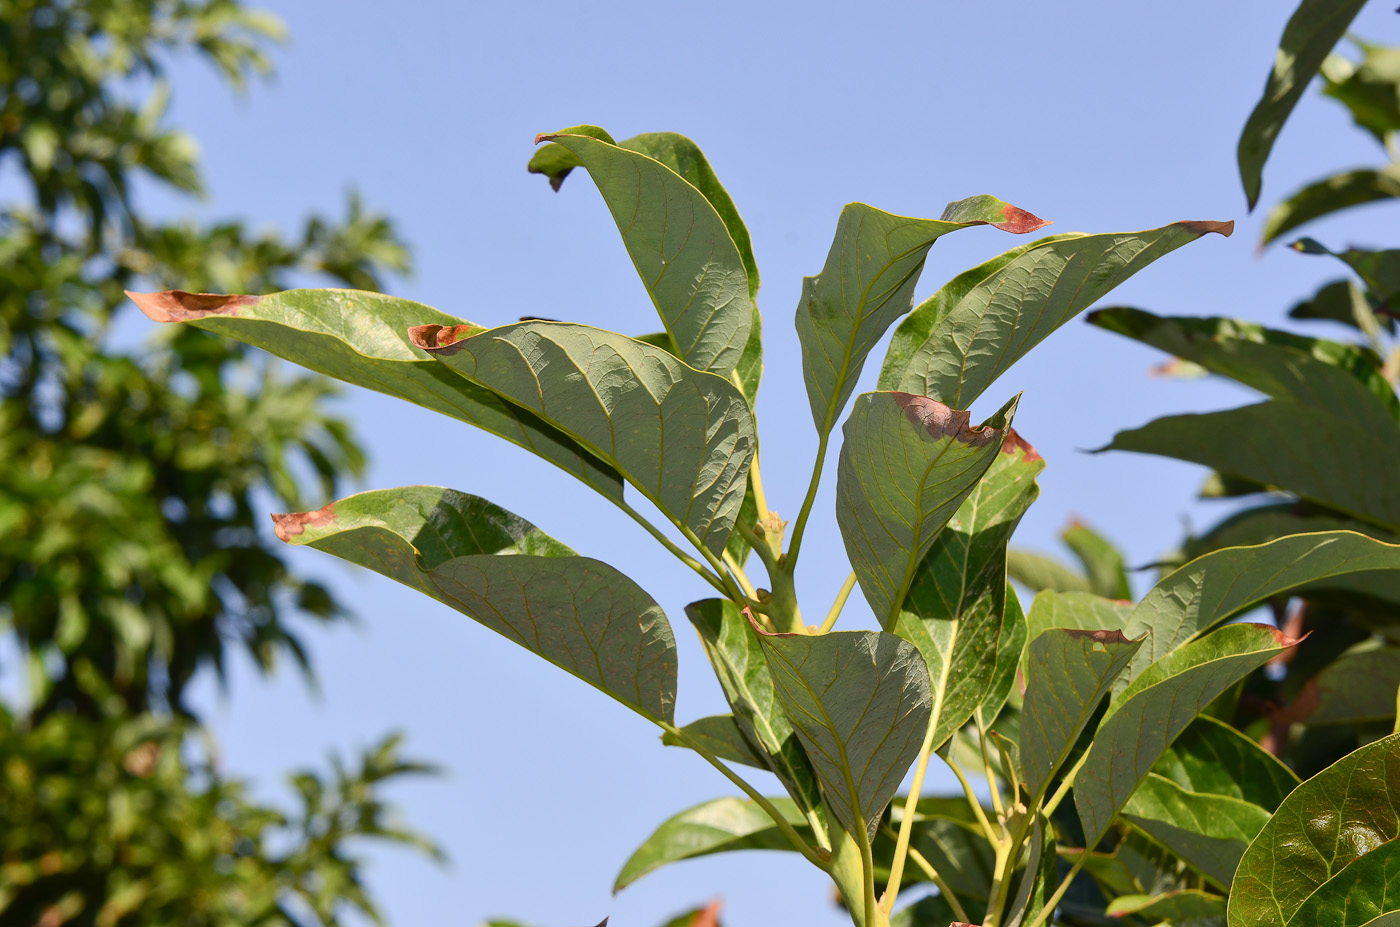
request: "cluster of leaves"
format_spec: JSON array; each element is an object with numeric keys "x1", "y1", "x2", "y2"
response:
[{"x1": 1, "y1": 1, "x2": 437, "y2": 924}]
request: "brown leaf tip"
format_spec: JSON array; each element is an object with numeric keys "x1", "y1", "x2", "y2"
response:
[
  {"x1": 890, "y1": 393, "x2": 1001, "y2": 447},
  {"x1": 1065, "y1": 628, "x2": 1133, "y2": 645},
  {"x1": 1000, "y1": 427, "x2": 1042, "y2": 462},
  {"x1": 1177, "y1": 220, "x2": 1235, "y2": 238},
  {"x1": 126, "y1": 290, "x2": 259, "y2": 323},
  {"x1": 692, "y1": 898, "x2": 723, "y2": 927},
  {"x1": 270, "y1": 504, "x2": 336, "y2": 543},
  {"x1": 992, "y1": 204, "x2": 1052, "y2": 235},
  {"x1": 407, "y1": 323, "x2": 481, "y2": 355}
]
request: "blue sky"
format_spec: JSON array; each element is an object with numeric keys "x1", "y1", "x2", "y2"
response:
[{"x1": 137, "y1": 2, "x2": 1400, "y2": 925}]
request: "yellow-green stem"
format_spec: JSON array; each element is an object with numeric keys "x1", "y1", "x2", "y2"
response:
[
  {"x1": 943, "y1": 748, "x2": 1000, "y2": 847},
  {"x1": 881, "y1": 717, "x2": 938, "y2": 915},
  {"x1": 1024, "y1": 849, "x2": 1089, "y2": 927},
  {"x1": 879, "y1": 824, "x2": 970, "y2": 923},
  {"x1": 784, "y1": 429, "x2": 831, "y2": 573},
  {"x1": 820, "y1": 571, "x2": 858, "y2": 633},
  {"x1": 977, "y1": 720, "x2": 1006, "y2": 819}
]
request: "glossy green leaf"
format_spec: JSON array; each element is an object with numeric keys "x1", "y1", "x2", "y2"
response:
[
  {"x1": 1154, "y1": 716, "x2": 1299, "y2": 812},
  {"x1": 1026, "y1": 590, "x2": 1132, "y2": 646},
  {"x1": 1062, "y1": 521, "x2": 1132, "y2": 601},
  {"x1": 756, "y1": 627, "x2": 932, "y2": 840},
  {"x1": 1289, "y1": 278, "x2": 1393, "y2": 337},
  {"x1": 1076, "y1": 623, "x2": 1300, "y2": 847},
  {"x1": 879, "y1": 221, "x2": 1232, "y2": 407},
  {"x1": 614, "y1": 796, "x2": 808, "y2": 891},
  {"x1": 532, "y1": 127, "x2": 752, "y2": 376},
  {"x1": 1106, "y1": 890, "x2": 1227, "y2": 926},
  {"x1": 1125, "y1": 532, "x2": 1400, "y2": 682},
  {"x1": 1299, "y1": 647, "x2": 1400, "y2": 726},
  {"x1": 272, "y1": 486, "x2": 676, "y2": 722},
  {"x1": 1020, "y1": 628, "x2": 1143, "y2": 804},
  {"x1": 1122, "y1": 773, "x2": 1271, "y2": 888},
  {"x1": 1287, "y1": 842, "x2": 1400, "y2": 927},
  {"x1": 685, "y1": 599, "x2": 821, "y2": 810},
  {"x1": 837, "y1": 392, "x2": 1016, "y2": 627},
  {"x1": 661, "y1": 715, "x2": 765, "y2": 769},
  {"x1": 1007, "y1": 549, "x2": 1092, "y2": 594},
  {"x1": 1237, "y1": 0, "x2": 1368, "y2": 209},
  {"x1": 977, "y1": 581, "x2": 1029, "y2": 729},
  {"x1": 410, "y1": 321, "x2": 753, "y2": 555},
  {"x1": 1261, "y1": 166, "x2": 1400, "y2": 246},
  {"x1": 795, "y1": 197, "x2": 1047, "y2": 436},
  {"x1": 1229, "y1": 732, "x2": 1400, "y2": 927},
  {"x1": 128, "y1": 289, "x2": 624, "y2": 500}
]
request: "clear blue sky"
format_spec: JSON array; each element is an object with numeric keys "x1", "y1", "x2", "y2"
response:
[{"x1": 148, "y1": 2, "x2": 1400, "y2": 925}]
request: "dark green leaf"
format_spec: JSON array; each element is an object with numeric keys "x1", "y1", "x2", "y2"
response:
[
  {"x1": 274, "y1": 486, "x2": 677, "y2": 722},
  {"x1": 837, "y1": 392, "x2": 1016, "y2": 627},
  {"x1": 977, "y1": 582, "x2": 1030, "y2": 729},
  {"x1": 1237, "y1": 0, "x2": 1368, "y2": 209},
  {"x1": 1122, "y1": 773, "x2": 1271, "y2": 888},
  {"x1": 1297, "y1": 647, "x2": 1400, "y2": 726},
  {"x1": 1294, "y1": 240, "x2": 1400, "y2": 306},
  {"x1": 1261, "y1": 166, "x2": 1400, "y2": 246},
  {"x1": 1289, "y1": 278, "x2": 1393, "y2": 337},
  {"x1": 1322, "y1": 40, "x2": 1400, "y2": 146},
  {"x1": 410, "y1": 321, "x2": 753, "y2": 556},
  {"x1": 879, "y1": 222, "x2": 1232, "y2": 407},
  {"x1": 1154, "y1": 716, "x2": 1299, "y2": 812},
  {"x1": 1105, "y1": 890, "x2": 1227, "y2": 926},
  {"x1": 661, "y1": 715, "x2": 765, "y2": 769}
]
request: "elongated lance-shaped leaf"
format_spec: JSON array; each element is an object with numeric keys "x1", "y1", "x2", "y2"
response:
[
  {"x1": 1237, "y1": 0, "x2": 1368, "y2": 210},
  {"x1": 531, "y1": 127, "x2": 751, "y2": 377},
  {"x1": 614, "y1": 795, "x2": 809, "y2": 891},
  {"x1": 1089, "y1": 307, "x2": 1400, "y2": 423},
  {"x1": 879, "y1": 222, "x2": 1232, "y2": 407},
  {"x1": 1262, "y1": 165, "x2": 1400, "y2": 246},
  {"x1": 837, "y1": 392, "x2": 1016, "y2": 627},
  {"x1": 892, "y1": 431, "x2": 1043, "y2": 747},
  {"x1": 271, "y1": 486, "x2": 677, "y2": 722},
  {"x1": 1020, "y1": 628, "x2": 1143, "y2": 805},
  {"x1": 661, "y1": 715, "x2": 765, "y2": 769},
  {"x1": 1007, "y1": 549, "x2": 1092, "y2": 595},
  {"x1": 685, "y1": 599, "x2": 821, "y2": 811},
  {"x1": 1026, "y1": 589, "x2": 1132, "y2": 644},
  {"x1": 1004, "y1": 815, "x2": 1057, "y2": 927},
  {"x1": 753, "y1": 622, "x2": 932, "y2": 841},
  {"x1": 795, "y1": 197, "x2": 1047, "y2": 436},
  {"x1": 1290, "y1": 278, "x2": 1393, "y2": 338},
  {"x1": 1075, "y1": 623, "x2": 1301, "y2": 848},
  {"x1": 976, "y1": 580, "x2": 1028, "y2": 729},
  {"x1": 409, "y1": 321, "x2": 753, "y2": 556},
  {"x1": 1062, "y1": 521, "x2": 1132, "y2": 601},
  {"x1": 1229, "y1": 732, "x2": 1400, "y2": 927},
  {"x1": 1155, "y1": 716, "x2": 1299, "y2": 812},
  {"x1": 128, "y1": 289, "x2": 624, "y2": 500},
  {"x1": 1124, "y1": 531, "x2": 1400, "y2": 683},
  {"x1": 1122, "y1": 773, "x2": 1272, "y2": 889}
]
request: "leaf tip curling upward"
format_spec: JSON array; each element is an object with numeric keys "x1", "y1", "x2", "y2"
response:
[
  {"x1": 993, "y1": 203, "x2": 1052, "y2": 234},
  {"x1": 126, "y1": 289, "x2": 259, "y2": 323},
  {"x1": 406, "y1": 322, "x2": 482, "y2": 355},
  {"x1": 270, "y1": 505, "x2": 337, "y2": 543},
  {"x1": 1176, "y1": 219, "x2": 1234, "y2": 238}
]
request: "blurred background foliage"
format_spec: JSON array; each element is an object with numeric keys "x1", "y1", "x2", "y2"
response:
[{"x1": 0, "y1": 1, "x2": 438, "y2": 924}]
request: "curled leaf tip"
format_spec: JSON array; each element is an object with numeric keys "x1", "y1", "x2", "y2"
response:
[
  {"x1": 994, "y1": 203, "x2": 1052, "y2": 234},
  {"x1": 270, "y1": 505, "x2": 337, "y2": 543},
  {"x1": 533, "y1": 132, "x2": 551, "y2": 145},
  {"x1": 1177, "y1": 220, "x2": 1234, "y2": 237},
  {"x1": 127, "y1": 289, "x2": 259, "y2": 322},
  {"x1": 406, "y1": 322, "x2": 480, "y2": 354},
  {"x1": 1001, "y1": 427, "x2": 1042, "y2": 461},
  {"x1": 889, "y1": 392, "x2": 1004, "y2": 446}
]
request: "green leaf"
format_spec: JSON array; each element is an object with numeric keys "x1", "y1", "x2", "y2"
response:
[
  {"x1": 685, "y1": 599, "x2": 821, "y2": 811},
  {"x1": 890, "y1": 894, "x2": 961, "y2": 927},
  {"x1": 837, "y1": 392, "x2": 1016, "y2": 627},
  {"x1": 1007, "y1": 549, "x2": 1092, "y2": 595},
  {"x1": 1287, "y1": 842, "x2": 1400, "y2": 927},
  {"x1": 1106, "y1": 890, "x2": 1227, "y2": 926},
  {"x1": 1297, "y1": 647, "x2": 1400, "y2": 726},
  {"x1": 1020, "y1": 628, "x2": 1143, "y2": 804},
  {"x1": 1062, "y1": 521, "x2": 1132, "y2": 601},
  {"x1": 1322, "y1": 40, "x2": 1400, "y2": 147},
  {"x1": 410, "y1": 321, "x2": 754, "y2": 556},
  {"x1": 657, "y1": 899, "x2": 724, "y2": 927},
  {"x1": 1289, "y1": 278, "x2": 1393, "y2": 338},
  {"x1": 879, "y1": 222, "x2": 1232, "y2": 407},
  {"x1": 795, "y1": 197, "x2": 1047, "y2": 436},
  {"x1": 128, "y1": 289, "x2": 624, "y2": 500},
  {"x1": 755, "y1": 626, "x2": 932, "y2": 841},
  {"x1": 532, "y1": 127, "x2": 752, "y2": 377},
  {"x1": 1229, "y1": 732, "x2": 1400, "y2": 927},
  {"x1": 1294, "y1": 240, "x2": 1400, "y2": 306},
  {"x1": 1125, "y1": 532, "x2": 1400, "y2": 683},
  {"x1": 273, "y1": 485, "x2": 676, "y2": 722},
  {"x1": 661, "y1": 715, "x2": 765, "y2": 769},
  {"x1": 1261, "y1": 166, "x2": 1400, "y2": 246},
  {"x1": 1005, "y1": 816, "x2": 1058, "y2": 927},
  {"x1": 1075, "y1": 623, "x2": 1300, "y2": 848},
  {"x1": 1236, "y1": 0, "x2": 1368, "y2": 209},
  {"x1": 1121, "y1": 773, "x2": 1272, "y2": 889},
  {"x1": 614, "y1": 795, "x2": 808, "y2": 891},
  {"x1": 1026, "y1": 590, "x2": 1132, "y2": 646},
  {"x1": 977, "y1": 582, "x2": 1029, "y2": 729},
  {"x1": 1154, "y1": 716, "x2": 1299, "y2": 812}
]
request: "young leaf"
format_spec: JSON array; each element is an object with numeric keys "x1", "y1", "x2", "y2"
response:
[
  {"x1": 1075, "y1": 623, "x2": 1301, "y2": 848},
  {"x1": 879, "y1": 222, "x2": 1232, "y2": 408},
  {"x1": 272, "y1": 486, "x2": 677, "y2": 723},
  {"x1": 128, "y1": 289, "x2": 624, "y2": 500},
  {"x1": 1019, "y1": 628, "x2": 1143, "y2": 805},
  {"x1": 836, "y1": 392, "x2": 1016, "y2": 627},
  {"x1": 410, "y1": 321, "x2": 754, "y2": 556},
  {"x1": 1121, "y1": 773, "x2": 1272, "y2": 888},
  {"x1": 1154, "y1": 716, "x2": 1299, "y2": 811},
  {"x1": 614, "y1": 796, "x2": 809, "y2": 891},
  {"x1": 686, "y1": 599, "x2": 821, "y2": 811},
  {"x1": 1229, "y1": 732, "x2": 1400, "y2": 927},
  {"x1": 795, "y1": 197, "x2": 1047, "y2": 436},
  {"x1": 661, "y1": 715, "x2": 766, "y2": 769},
  {"x1": 755, "y1": 625, "x2": 932, "y2": 841},
  {"x1": 1236, "y1": 0, "x2": 1368, "y2": 209},
  {"x1": 1261, "y1": 165, "x2": 1400, "y2": 247},
  {"x1": 532, "y1": 127, "x2": 753, "y2": 377}
]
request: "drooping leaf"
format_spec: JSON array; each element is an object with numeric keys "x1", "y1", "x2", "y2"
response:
[
  {"x1": 1229, "y1": 732, "x2": 1400, "y2": 927},
  {"x1": 1076, "y1": 623, "x2": 1300, "y2": 848},
  {"x1": 1105, "y1": 890, "x2": 1227, "y2": 926},
  {"x1": 661, "y1": 715, "x2": 765, "y2": 769},
  {"x1": 614, "y1": 796, "x2": 809, "y2": 891},
  {"x1": 795, "y1": 197, "x2": 1047, "y2": 436},
  {"x1": 1121, "y1": 773, "x2": 1272, "y2": 888},
  {"x1": 755, "y1": 626, "x2": 932, "y2": 841},
  {"x1": 409, "y1": 321, "x2": 753, "y2": 555},
  {"x1": 1237, "y1": 0, "x2": 1368, "y2": 209},
  {"x1": 685, "y1": 599, "x2": 821, "y2": 810},
  {"x1": 879, "y1": 222, "x2": 1232, "y2": 407},
  {"x1": 1295, "y1": 647, "x2": 1400, "y2": 726},
  {"x1": 1153, "y1": 716, "x2": 1299, "y2": 812},
  {"x1": 531, "y1": 127, "x2": 752, "y2": 377},
  {"x1": 1062, "y1": 521, "x2": 1132, "y2": 601},
  {"x1": 272, "y1": 486, "x2": 676, "y2": 722},
  {"x1": 1289, "y1": 278, "x2": 1394, "y2": 337},
  {"x1": 977, "y1": 581, "x2": 1029, "y2": 729},
  {"x1": 1020, "y1": 628, "x2": 1143, "y2": 804},
  {"x1": 127, "y1": 289, "x2": 624, "y2": 500},
  {"x1": 1026, "y1": 590, "x2": 1132, "y2": 646},
  {"x1": 1261, "y1": 165, "x2": 1400, "y2": 246},
  {"x1": 837, "y1": 392, "x2": 1015, "y2": 627},
  {"x1": 1007, "y1": 549, "x2": 1092, "y2": 595}
]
